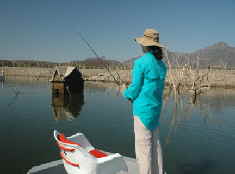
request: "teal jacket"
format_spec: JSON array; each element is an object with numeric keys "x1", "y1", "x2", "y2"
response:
[{"x1": 123, "y1": 52, "x2": 167, "y2": 130}]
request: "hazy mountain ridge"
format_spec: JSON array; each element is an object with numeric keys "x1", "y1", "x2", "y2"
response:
[
  {"x1": 0, "y1": 59, "x2": 57, "y2": 67},
  {"x1": 167, "y1": 42, "x2": 235, "y2": 68},
  {"x1": 0, "y1": 42, "x2": 234, "y2": 68}
]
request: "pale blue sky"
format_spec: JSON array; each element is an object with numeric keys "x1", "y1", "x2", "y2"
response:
[{"x1": 0, "y1": 0, "x2": 234, "y2": 62}]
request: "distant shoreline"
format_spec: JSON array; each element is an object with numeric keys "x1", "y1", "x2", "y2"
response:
[{"x1": 1, "y1": 67, "x2": 235, "y2": 88}]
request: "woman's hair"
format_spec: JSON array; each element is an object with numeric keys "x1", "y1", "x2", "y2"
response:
[{"x1": 142, "y1": 46, "x2": 164, "y2": 60}]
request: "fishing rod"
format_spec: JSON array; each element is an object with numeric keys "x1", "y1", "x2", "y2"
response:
[{"x1": 77, "y1": 32, "x2": 123, "y2": 86}]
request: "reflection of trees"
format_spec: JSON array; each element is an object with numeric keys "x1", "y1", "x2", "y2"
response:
[
  {"x1": 85, "y1": 83, "x2": 107, "y2": 93},
  {"x1": 84, "y1": 81, "x2": 121, "y2": 97},
  {"x1": 179, "y1": 159, "x2": 216, "y2": 174},
  {"x1": 7, "y1": 87, "x2": 22, "y2": 107},
  {"x1": 162, "y1": 92, "x2": 194, "y2": 147},
  {"x1": 85, "y1": 82, "x2": 114, "y2": 92},
  {"x1": 162, "y1": 88, "x2": 235, "y2": 147},
  {"x1": 52, "y1": 91, "x2": 84, "y2": 121},
  {"x1": 162, "y1": 89, "x2": 235, "y2": 174},
  {"x1": 197, "y1": 89, "x2": 235, "y2": 112}
]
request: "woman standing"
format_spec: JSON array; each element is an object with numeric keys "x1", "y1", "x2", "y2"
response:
[{"x1": 122, "y1": 28, "x2": 167, "y2": 174}]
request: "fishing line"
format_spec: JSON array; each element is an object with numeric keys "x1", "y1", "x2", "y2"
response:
[{"x1": 77, "y1": 32, "x2": 123, "y2": 86}]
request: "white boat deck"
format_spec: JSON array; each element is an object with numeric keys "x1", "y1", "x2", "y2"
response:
[{"x1": 27, "y1": 156, "x2": 139, "y2": 174}]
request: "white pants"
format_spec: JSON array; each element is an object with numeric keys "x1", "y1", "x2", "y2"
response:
[{"x1": 134, "y1": 116, "x2": 163, "y2": 174}]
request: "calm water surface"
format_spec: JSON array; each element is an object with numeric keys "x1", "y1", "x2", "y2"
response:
[{"x1": 0, "y1": 78, "x2": 235, "y2": 174}]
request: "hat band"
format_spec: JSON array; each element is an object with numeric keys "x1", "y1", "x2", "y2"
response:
[{"x1": 143, "y1": 34, "x2": 159, "y2": 42}]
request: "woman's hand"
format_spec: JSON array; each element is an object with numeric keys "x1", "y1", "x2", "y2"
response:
[
  {"x1": 120, "y1": 83, "x2": 128, "y2": 93},
  {"x1": 116, "y1": 83, "x2": 127, "y2": 94},
  {"x1": 118, "y1": 83, "x2": 132, "y2": 102}
]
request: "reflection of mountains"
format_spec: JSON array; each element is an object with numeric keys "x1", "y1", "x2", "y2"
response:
[
  {"x1": 163, "y1": 88, "x2": 235, "y2": 113},
  {"x1": 197, "y1": 89, "x2": 235, "y2": 110},
  {"x1": 52, "y1": 92, "x2": 84, "y2": 121},
  {"x1": 85, "y1": 81, "x2": 118, "y2": 93}
]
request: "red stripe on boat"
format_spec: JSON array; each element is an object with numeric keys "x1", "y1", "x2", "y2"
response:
[
  {"x1": 57, "y1": 143, "x2": 75, "y2": 152},
  {"x1": 89, "y1": 149, "x2": 107, "y2": 158},
  {"x1": 60, "y1": 152, "x2": 80, "y2": 167},
  {"x1": 57, "y1": 134, "x2": 81, "y2": 146}
]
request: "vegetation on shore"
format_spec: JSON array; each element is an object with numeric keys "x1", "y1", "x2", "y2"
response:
[{"x1": 0, "y1": 59, "x2": 130, "y2": 69}]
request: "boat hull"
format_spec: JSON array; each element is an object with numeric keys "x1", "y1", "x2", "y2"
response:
[{"x1": 27, "y1": 155, "x2": 138, "y2": 174}]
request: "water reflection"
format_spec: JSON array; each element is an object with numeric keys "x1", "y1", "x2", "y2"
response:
[
  {"x1": 160, "y1": 88, "x2": 235, "y2": 174},
  {"x1": 1, "y1": 79, "x2": 235, "y2": 174},
  {"x1": 51, "y1": 91, "x2": 84, "y2": 121},
  {"x1": 7, "y1": 88, "x2": 22, "y2": 107},
  {"x1": 85, "y1": 81, "x2": 122, "y2": 97},
  {"x1": 1, "y1": 80, "x2": 3, "y2": 88},
  {"x1": 179, "y1": 159, "x2": 217, "y2": 174},
  {"x1": 163, "y1": 88, "x2": 235, "y2": 122}
]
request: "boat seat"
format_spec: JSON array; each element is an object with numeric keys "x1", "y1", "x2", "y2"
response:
[
  {"x1": 57, "y1": 133, "x2": 107, "y2": 158},
  {"x1": 53, "y1": 130, "x2": 128, "y2": 174}
]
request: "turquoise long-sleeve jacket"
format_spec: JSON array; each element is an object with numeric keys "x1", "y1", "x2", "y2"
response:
[{"x1": 123, "y1": 52, "x2": 167, "y2": 130}]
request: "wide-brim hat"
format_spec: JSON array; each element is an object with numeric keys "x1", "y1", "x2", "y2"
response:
[{"x1": 135, "y1": 28, "x2": 165, "y2": 48}]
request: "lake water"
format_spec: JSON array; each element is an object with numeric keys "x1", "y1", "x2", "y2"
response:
[{"x1": 0, "y1": 78, "x2": 235, "y2": 174}]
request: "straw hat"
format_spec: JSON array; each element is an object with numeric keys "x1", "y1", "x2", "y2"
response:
[{"x1": 135, "y1": 28, "x2": 164, "y2": 48}]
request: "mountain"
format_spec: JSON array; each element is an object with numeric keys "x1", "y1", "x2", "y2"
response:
[
  {"x1": 0, "y1": 57, "x2": 122, "y2": 68},
  {"x1": 191, "y1": 42, "x2": 235, "y2": 67},
  {"x1": 1, "y1": 42, "x2": 234, "y2": 68},
  {"x1": 125, "y1": 42, "x2": 235, "y2": 68},
  {"x1": 122, "y1": 56, "x2": 140, "y2": 67},
  {"x1": 0, "y1": 59, "x2": 56, "y2": 67},
  {"x1": 167, "y1": 42, "x2": 235, "y2": 68},
  {"x1": 64, "y1": 57, "x2": 122, "y2": 67}
]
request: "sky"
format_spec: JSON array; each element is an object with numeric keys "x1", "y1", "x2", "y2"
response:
[{"x1": 0, "y1": 0, "x2": 234, "y2": 62}]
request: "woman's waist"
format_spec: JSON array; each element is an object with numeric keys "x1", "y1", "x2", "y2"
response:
[
  {"x1": 141, "y1": 84, "x2": 165, "y2": 94},
  {"x1": 134, "y1": 92, "x2": 163, "y2": 103},
  {"x1": 133, "y1": 100, "x2": 162, "y2": 109}
]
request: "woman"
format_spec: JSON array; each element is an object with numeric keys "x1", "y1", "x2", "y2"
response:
[{"x1": 122, "y1": 28, "x2": 167, "y2": 174}]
